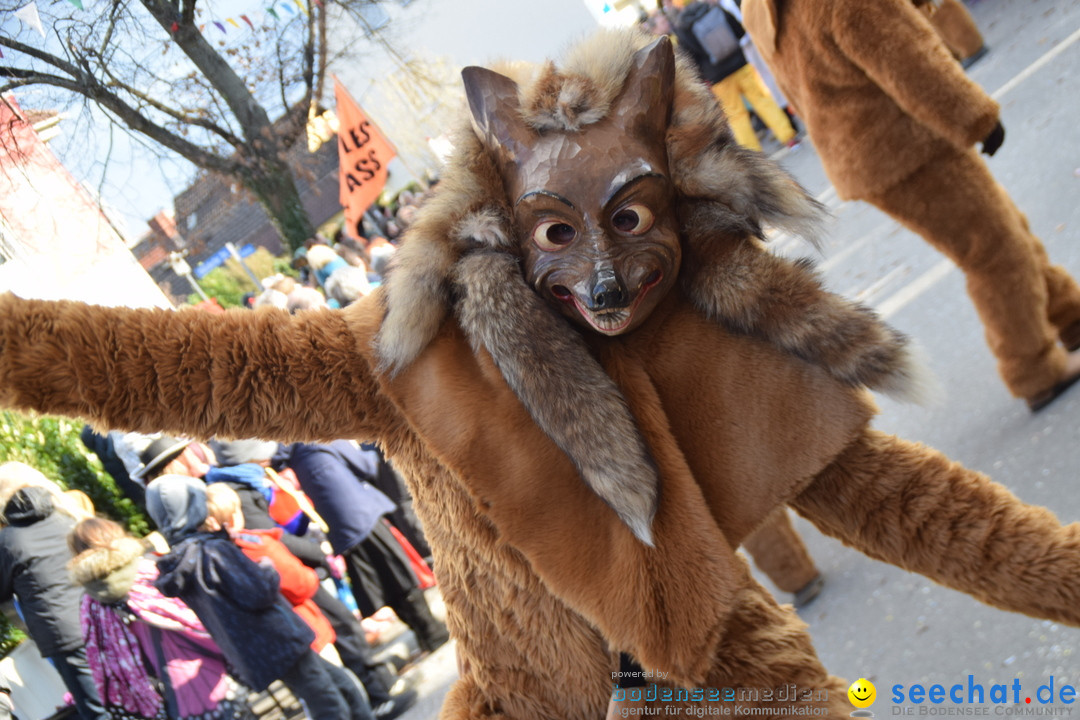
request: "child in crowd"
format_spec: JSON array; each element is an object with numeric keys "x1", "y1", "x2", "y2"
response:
[
  {"x1": 203, "y1": 484, "x2": 335, "y2": 656},
  {"x1": 206, "y1": 445, "x2": 418, "y2": 720},
  {"x1": 144, "y1": 475, "x2": 374, "y2": 720},
  {"x1": 68, "y1": 517, "x2": 253, "y2": 720}
]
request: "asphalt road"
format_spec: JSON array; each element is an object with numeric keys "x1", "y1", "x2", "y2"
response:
[{"x1": 396, "y1": 0, "x2": 1080, "y2": 716}]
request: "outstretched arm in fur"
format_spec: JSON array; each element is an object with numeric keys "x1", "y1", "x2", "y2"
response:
[
  {"x1": 0, "y1": 294, "x2": 390, "y2": 444},
  {"x1": 794, "y1": 429, "x2": 1080, "y2": 626}
]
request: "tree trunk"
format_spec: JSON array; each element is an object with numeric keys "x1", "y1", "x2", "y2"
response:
[
  {"x1": 140, "y1": 0, "x2": 316, "y2": 254},
  {"x1": 242, "y1": 160, "x2": 316, "y2": 254}
]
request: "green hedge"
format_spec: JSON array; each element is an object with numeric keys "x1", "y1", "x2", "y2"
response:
[
  {"x1": 0, "y1": 411, "x2": 152, "y2": 654},
  {"x1": 188, "y1": 247, "x2": 293, "y2": 308}
]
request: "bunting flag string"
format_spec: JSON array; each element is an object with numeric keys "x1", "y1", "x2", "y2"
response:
[
  {"x1": 7, "y1": 0, "x2": 347, "y2": 47},
  {"x1": 14, "y1": 3, "x2": 47, "y2": 39}
]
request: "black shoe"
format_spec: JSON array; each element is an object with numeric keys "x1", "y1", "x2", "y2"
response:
[
  {"x1": 372, "y1": 687, "x2": 419, "y2": 720},
  {"x1": 961, "y1": 45, "x2": 989, "y2": 70},
  {"x1": 1026, "y1": 371, "x2": 1080, "y2": 412},
  {"x1": 793, "y1": 573, "x2": 825, "y2": 609},
  {"x1": 1061, "y1": 319, "x2": 1080, "y2": 352},
  {"x1": 394, "y1": 589, "x2": 450, "y2": 653}
]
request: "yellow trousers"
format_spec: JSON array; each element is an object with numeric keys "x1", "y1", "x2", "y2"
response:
[{"x1": 711, "y1": 64, "x2": 796, "y2": 151}]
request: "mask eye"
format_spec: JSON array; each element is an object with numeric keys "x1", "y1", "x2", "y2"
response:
[
  {"x1": 611, "y1": 204, "x2": 655, "y2": 235},
  {"x1": 532, "y1": 221, "x2": 577, "y2": 251}
]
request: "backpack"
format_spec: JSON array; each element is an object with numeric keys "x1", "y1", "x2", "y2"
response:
[{"x1": 689, "y1": 4, "x2": 741, "y2": 64}]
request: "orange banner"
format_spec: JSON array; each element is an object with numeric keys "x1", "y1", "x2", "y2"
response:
[{"x1": 335, "y1": 77, "x2": 396, "y2": 235}]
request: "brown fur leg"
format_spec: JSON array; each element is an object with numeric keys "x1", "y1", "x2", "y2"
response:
[
  {"x1": 1013, "y1": 211, "x2": 1080, "y2": 340},
  {"x1": 930, "y1": 0, "x2": 985, "y2": 61},
  {"x1": 795, "y1": 428, "x2": 1080, "y2": 627},
  {"x1": 866, "y1": 148, "x2": 1066, "y2": 398},
  {"x1": 697, "y1": 566, "x2": 849, "y2": 716},
  {"x1": 440, "y1": 679, "x2": 511, "y2": 719},
  {"x1": 743, "y1": 508, "x2": 819, "y2": 594},
  {"x1": 611, "y1": 561, "x2": 848, "y2": 717}
]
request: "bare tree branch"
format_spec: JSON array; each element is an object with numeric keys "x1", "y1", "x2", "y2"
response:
[
  {"x1": 0, "y1": 0, "x2": 387, "y2": 251},
  {"x1": 94, "y1": 56, "x2": 243, "y2": 146},
  {"x1": 0, "y1": 67, "x2": 238, "y2": 174}
]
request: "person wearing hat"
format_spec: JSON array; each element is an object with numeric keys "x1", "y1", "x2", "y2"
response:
[
  {"x1": 132, "y1": 436, "x2": 214, "y2": 484},
  {"x1": 145, "y1": 475, "x2": 375, "y2": 720}
]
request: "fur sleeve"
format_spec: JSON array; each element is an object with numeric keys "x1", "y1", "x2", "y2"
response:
[
  {"x1": 0, "y1": 293, "x2": 390, "y2": 445},
  {"x1": 794, "y1": 429, "x2": 1080, "y2": 627},
  {"x1": 830, "y1": 0, "x2": 999, "y2": 150}
]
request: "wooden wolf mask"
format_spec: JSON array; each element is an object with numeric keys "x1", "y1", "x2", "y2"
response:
[{"x1": 376, "y1": 31, "x2": 930, "y2": 545}]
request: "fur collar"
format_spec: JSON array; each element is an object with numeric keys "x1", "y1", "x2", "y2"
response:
[{"x1": 70, "y1": 537, "x2": 146, "y2": 603}]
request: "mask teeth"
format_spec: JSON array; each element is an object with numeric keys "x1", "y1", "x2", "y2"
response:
[{"x1": 586, "y1": 308, "x2": 630, "y2": 332}]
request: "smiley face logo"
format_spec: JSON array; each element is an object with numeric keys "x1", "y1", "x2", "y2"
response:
[{"x1": 848, "y1": 678, "x2": 876, "y2": 708}]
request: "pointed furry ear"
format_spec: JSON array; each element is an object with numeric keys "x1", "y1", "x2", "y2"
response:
[
  {"x1": 462, "y1": 66, "x2": 533, "y2": 164},
  {"x1": 610, "y1": 36, "x2": 675, "y2": 140}
]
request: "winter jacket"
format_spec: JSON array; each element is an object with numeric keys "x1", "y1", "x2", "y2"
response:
[
  {"x1": 674, "y1": 2, "x2": 747, "y2": 84},
  {"x1": 742, "y1": 0, "x2": 999, "y2": 199},
  {"x1": 204, "y1": 465, "x2": 326, "y2": 571},
  {"x1": 70, "y1": 542, "x2": 246, "y2": 720},
  {"x1": 0, "y1": 487, "x2": 84, "y2": 656},
  {"x1": 153, "y1": 530, "x2": 314, "y2": 691},
  {"x1": 272, "y1": 442, "x2": 395, "y2": 555},
  {"x1": 230, "y1": 527, "x2": 335, "y2": 652}
]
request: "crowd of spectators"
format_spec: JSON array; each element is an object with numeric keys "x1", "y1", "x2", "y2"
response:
[{"x1": 0, "y1": 427, "x2": 438, "y2": 720}]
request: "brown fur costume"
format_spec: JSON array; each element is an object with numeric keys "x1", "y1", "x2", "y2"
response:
[
  {"x1": 924, "y1": 0, "x2": 986, "y2": 62},
  {"x1": 3, "y1": 29, "x2": 1080, "y2": 719},
  {"x1": 742, "y1": 0, "x2": 1080, "y2": 402}
]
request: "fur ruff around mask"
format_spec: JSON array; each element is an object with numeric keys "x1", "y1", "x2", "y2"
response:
[{"x1": 377, "y1": 29, "x2": 931, "y2": 544}]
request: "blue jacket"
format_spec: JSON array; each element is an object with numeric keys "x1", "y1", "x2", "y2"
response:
[
  {"x1": 154, "y1": 531, "x2": 314, "y2": 691},
  {"x1": 273, "y1": 441, "x2": 396, "y2": 555}
]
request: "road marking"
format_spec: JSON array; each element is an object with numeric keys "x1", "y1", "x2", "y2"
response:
[
  {"x1": 854, "y1": 265, "x2": 910, "y2": 305},
  {"x1": 821, "y1": 217, "x2": 897, "y2": 272},
  {"x1": 839, "y1": 26, "x2": 1080, "y2": 318},
  {"x1": 876, "y1": 259, "x2": 955, "y2": 320},
  {"x1": 989, "y1": 24, "x2": 1080, "y2": 100}
]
